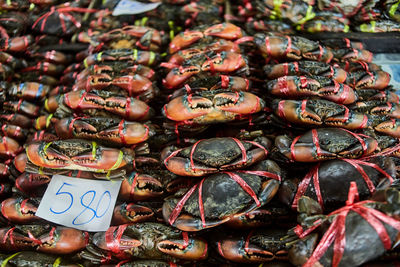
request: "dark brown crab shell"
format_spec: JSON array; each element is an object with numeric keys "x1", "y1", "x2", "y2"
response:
[
  {"x1": 275, "y1": 128, "x2": 379, "y2": 162},
  {"x1": 162, "y1": 137, "x2": 270, "y2": 176},
  {"x1": 279, "y1": 157, "x2": 396, "y2": 211},
  {"x1": 163, "y1": 160, "x2": 281, "y2": 231}
]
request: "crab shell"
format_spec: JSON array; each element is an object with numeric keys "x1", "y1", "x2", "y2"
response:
[
  {"x1": 55, "y1": 117, "x2": 153, "y2": 146},
  {"x1": 25, "y1": 140, "x2": 134, "y2": 172},
  {"x1": 279, "y1": 157, "x2": 396, "y2": 211},
  {"x1": 163, "y1": 91, "x2": 264, "y2": 124},
  {"x1": 162, "y1": 137, "x2": 270, "y2": 176},
  {"x1": 275, "y1": 128, "x2": 379, "y2": 162},
  {"x1": 163, "y1": 160, "x2": 281, "y2": 231}
]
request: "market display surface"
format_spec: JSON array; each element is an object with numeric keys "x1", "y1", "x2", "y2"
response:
[{"x1": 1, "y1": 0, "x2": 400, "y2": 266}]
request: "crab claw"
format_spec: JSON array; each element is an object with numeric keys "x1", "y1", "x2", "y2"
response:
[
  {"x1": 1, "y1": 197, "x2": 40, "y2": 224},
  {"x1": 342, "y1": 49, "x2": 373, "y2": 63},
  {"x1": 325, "y1": 112, "x2": 370, "y2": 130},
  {"x1": 119, "y1": 172, "x2": 163, "y2": 202},
  {"x1": 83, "y1": 74, "x2": 113, "y2": 90},
  {"x1": 111, "y1": 74, "x2": 154, "y2": 97},
  {"x1": 55, "y1": 118, "x2": 98, "y2": 139},
  {"x1": 266, "y1": 76, "x2": 321, "y2": 97},
  {"x1": 204, "y1": 22, "x2": 243, "y2": 39},
  {"x1": 63, "y1": 90, "x2": 106, "y2": 110},
  {"x1": 163, "y1": 66, "x2": 201, "y2": 90},
  {"x1": 0, "y1": 136, "x2": 21, "y2": 158},
  {"x1": 355, "y1": 71, "x2": 391, "y2": 90},
  {"x1": 201, "y1": 52, "x2": 246, "y2": 73},
  {"x1": 13, "y1": 153, "x2": 28, "y2": 173},
  {"x1": 371, "y1": 103, "x2": 400, "y2": 118},
  {"x1": 217, "y1": 239, "x2": 275, "y2": 263},
  {"x1": 215, "y1": 91, "x2": 264, "y2": 114},
  {"x1": 70, "y1": 147, "x2": 133, "y2": 171},
  {"x1": 38, "y1": 227, "x2": 89, "y2": 254},
  {"x1": 93, "y1": 228, "x2": 142, "y2": 252},
  {"x1": 375, "y1": 119, "x2": 400, "y2": 138},
  {"x1": 317, "y1": 83, "x2": 358, "y2": 105},
  {"x1": 26, "y1": 142, "x2": 71, "y2": 168},
  {"x1": 0, "y1": 227, "x2": 35, "y2": 251},
  {"x1": 302, "y1": 46, "x2": 334, "y2": 63},
  {"x1": 112, "y1": 203, "x2": 154, "y2": 225},
  {"x1": 157, "y1": 237, "x2": 208, "y2": 260},
  {"x1": 98, "y1": 121, "x2": 153, "y2": 145},
  {"x1": 272, "y1": 100, "x2": 322, "y2": 125},
  {"x1": 169, "y1": 31, "x2": 204, "y2": 54},
  {"x1": 15, "y1": 172, "x2": 51, "y2": 196},
  {"x1": 163, "y1": 94, "x2": 212, "y2": 122}
]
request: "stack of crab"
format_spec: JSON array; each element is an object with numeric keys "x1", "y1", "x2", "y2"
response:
[
  {"x1": 230, "y1": 0, "x2": 400, "y2": 33},
  {"x1": 1, "y1": 1, "x2": 400, "y2": 266}
]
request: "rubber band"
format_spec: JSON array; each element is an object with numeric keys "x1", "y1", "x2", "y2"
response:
[
  {"x1": 311, "y1": 129, "x2": 322, "y2": 158},
  {"x1": 244, "y1": 230, "x2": 254, "y2": 253},
  {"x1": 220, "y1": 75, "x2": 230, "y2": 88},
  {"x1": 109, "y1": 150, "x2": 123, "y2": 171},
  {"x1": 284, "y1": 36, "x2": 292, "y2": 56},
  {"x1": 278, "y1": 100, "x2": 286, "y2": 120},
  {"x1": 169, "y1": 183, "x2": 198, "y2": 225},
  {"x1": 105, "y1": 224, "x2": 127, "y2": 254},
  {"x1": 224, "y1": 172, "x2": 261, "y2": 207},
  {"x1": 198, "y1": 178, "x2": 206, "y2": 227},
  {"x1": 1, "y1": 252, "x2": 21, "y2": 267},
  {"x1": 389, "y1": 1, "x2": 400, "y2": 17},
  {"x1": 129, "y1": 172, "x2": 139, "y2": 200},
  {"x1": 277, "y1": 76, "x2": 289, "y2": 95}
]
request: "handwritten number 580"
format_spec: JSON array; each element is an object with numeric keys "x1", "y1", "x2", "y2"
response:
[{"x1": 50, "y1": 182, "x2": 111, "y2": 226}]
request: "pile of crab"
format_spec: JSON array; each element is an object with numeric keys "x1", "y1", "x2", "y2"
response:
[{"x1": 1, "y1": 1, "x2": 400, "y2": 266}]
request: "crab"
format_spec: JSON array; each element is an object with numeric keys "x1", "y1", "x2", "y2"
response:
[
  {"x1": 162, "y1": 51, "x2": 249, "y2": 90},
  {"x1": 266, "y1": 76, "x2": 358, "y2": 104},
  {"x1": 279, "y1": 157, "x2": 395, "y2": 212},
  {"x1": 25, "y1": 139, "x2": 135, "y2": 173},
  {"x1": 162, "y1": 137, "x2": 270, "y2": 176},
  {"x1": 168, "y1": 22, "x2": 245, "y2": 54},
  {"x1": 0, "y1": 224, "x2": 88, "y2": 254},
  {"x1": 274, "y1": 128, "x2": 379, "y2": 162},
  {"x1": 375, "y1": 118, "x2": 400, "y2": 138},
  {"x1": 272, "y1": 98, "x2": 376, "y2": 130},
  {"x1": 263, "y1": 61, "x2": 348, "y2": 83},
  {"x1": 163, "y1": 160, "x2": 281, "y2": 231},
  {"x1": 286, "y1": 182, "x2": 400, "y2": 266},
  {"x1": 1, "y1": 197, "x2": 42, "y2": 224},
  {"x1": 55, "y1": 117, "x2": 154, "y2": 146},
  {"x1": 162, "y1": 90, "x2": 265, "y2": 127},
  {"x1": 80, "y1": 222, "x2": 208, "y2": 263},
  {"x1": 44, "y1": 89, "x2": 154, "y2": 121}
]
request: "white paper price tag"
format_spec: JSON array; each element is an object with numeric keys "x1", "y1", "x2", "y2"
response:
[
  {"x1": 36, "y1": 175, "x2": 122, "y2": 232},
  {"x1": 112, "y1": 0, "x2": 161, "y2": 16}
]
